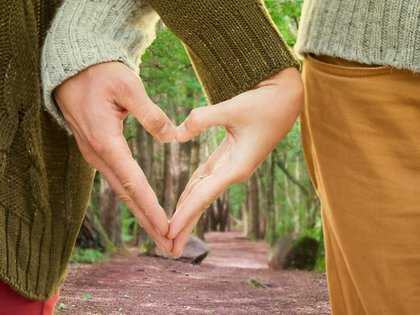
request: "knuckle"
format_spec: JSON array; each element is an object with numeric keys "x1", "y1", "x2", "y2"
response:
[
  {"x1": 185, "y1": 108, "x2": 201, "y2": 131},
  {"x1": 143, "y1": 112, "x2": 167, "y2": 135},
  {"x1": 117, "y1": 192, "x2": 131, "y2": 204},
  {"x1": 121, "y1": 180, "x2": 136, "y2": 197},
  {"x1": 113, "y1": 74, "x2": 138, "y2": 97},
  {"x1": 113, "y1": 79, "x2": 130, "y2": 97},
  {"x1": 142, "y1": 207, "x2": 152, "y2": 218},
  {"x1": 85, "y1": 132, "x2": 106, "y2": 155}
]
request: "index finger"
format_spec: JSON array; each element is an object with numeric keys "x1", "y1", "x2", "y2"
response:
[
  {"x1": 168, "y1": 165, "x2": 233, "y2": 239},
  {"x1": 99, "y1": 135, "x2": 169, "y2": 236}
]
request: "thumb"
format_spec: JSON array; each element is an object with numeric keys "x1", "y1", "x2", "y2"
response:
[
  {"x1": 177, "y1": 103, "x2": 231, "y2": 142},
  {"x1": 115, "y1": 76, "x2": 177, "y2": 143},
  {"x1": 135, "y1": 100, "x2": 177, "y2": 143}
]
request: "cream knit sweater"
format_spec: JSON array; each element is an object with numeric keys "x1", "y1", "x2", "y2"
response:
[{"x1": 295, "y1": 0, "x2": 420, "y2": 72}]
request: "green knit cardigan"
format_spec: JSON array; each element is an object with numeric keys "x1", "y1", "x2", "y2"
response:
[{"x1": 0, "y1": 0, "x2": 298, "y2": 300}]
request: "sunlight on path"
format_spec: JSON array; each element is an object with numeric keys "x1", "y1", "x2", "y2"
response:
[{"x1": 204, "y1": 231, "x2": 269, "y2": 269}]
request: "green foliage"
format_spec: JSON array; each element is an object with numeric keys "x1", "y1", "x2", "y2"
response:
[
  {"x1": 121, "y1": 203, "x2": 137, "y2": 243},
  {"x1": 264, "y1": 0, "x2": 303, "y2": 45},
  {"x1": 314, "y1": 252, "x2": 326, "y2": 272},
  {"x1": 70, "y1": 248, "x2": 105, "y2": 264},
  {"x1": 82, "y1": 292, "x2": 93, "y2": 301},
  {"x1": 228, "y1": 183, "x2": 247, "y2": 219},
  {"x1": 247, "y1": 278, "x2": 269, "y2": 289},
  {"x1": 123, "y1": 115, "x2": 138, "y2": 141},
  {"x1": 57, "y1": 303, "x2": 66, "y2": 311},
  {"x1": 283, "y1": 235, "x2": 319, "y2": 270},
  {"x1": 138, "y1": 238, "x2": 155, "y2": 255},
  {"x1": 140, "y1": 28, "x2": 206, "y2": 123},
  {"x1": 304, "y1": 223, "x2": 326, "y2": 273}
]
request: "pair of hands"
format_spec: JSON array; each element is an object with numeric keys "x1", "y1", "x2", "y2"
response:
[{"x1": 55, "y1": 62, "x2": 303, "y2": 257}]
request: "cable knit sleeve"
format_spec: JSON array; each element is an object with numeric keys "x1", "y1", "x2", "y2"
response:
[
  {"x1": 41, "y1": 0, "x2": 160, "y2": 133},
  {"x1": 147, "y1": 0, "x2": 301, "y2": 104}
]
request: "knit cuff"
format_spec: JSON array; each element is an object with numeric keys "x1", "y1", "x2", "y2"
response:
[
  {"x1": 148, "y1": 0, "x2": 301, "y2": 104},
  {"x1": 41, "y1": 0, "x2": 159, "y2": 134}
]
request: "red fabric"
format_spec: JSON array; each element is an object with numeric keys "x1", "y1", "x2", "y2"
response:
[{"x1": 0, "y1": 282, "x2": 59, "y2": 315}]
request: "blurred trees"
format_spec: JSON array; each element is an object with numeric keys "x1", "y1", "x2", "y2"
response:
[{"x1": 76, "y1": 0, "x2": 324, "y2": 270}]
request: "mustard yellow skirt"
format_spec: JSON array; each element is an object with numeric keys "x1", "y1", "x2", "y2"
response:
[{"x1": 301, "y1": 54, "x2": 420, "y2": 315}]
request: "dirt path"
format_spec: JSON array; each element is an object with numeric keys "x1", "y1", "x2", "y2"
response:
[{"x1": 58, "y1": 232, "x2": 330, "y2": 314}]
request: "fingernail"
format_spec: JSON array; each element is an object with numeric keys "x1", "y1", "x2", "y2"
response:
[
  {"x1": 166, "y1": 231, "x2": 174, "y2": 240},
  {"x1": 163, "y1": 228, "x2": 171, "y2": 239}
]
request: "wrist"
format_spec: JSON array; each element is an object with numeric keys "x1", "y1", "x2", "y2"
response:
[{"x1": 256, "y1": 67, "x2": 302, "y2": 89}]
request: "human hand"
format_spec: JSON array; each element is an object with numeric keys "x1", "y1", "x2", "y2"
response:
[
  {"x1": 168, "y1": 68, "x2": 304, "y2": 257},
  {"x1": 54, "y1": 62, "x2": 176, "y2": 254}
]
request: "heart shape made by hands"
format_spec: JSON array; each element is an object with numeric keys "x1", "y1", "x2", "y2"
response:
[
  {"x1": 152, "y1": 68, "x2": 303, "y2": 257},
  {"x1": 55, "y1": 62, "x2": 302, "y2": 258}
]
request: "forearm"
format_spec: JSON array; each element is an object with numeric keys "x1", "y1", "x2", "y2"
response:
[
  {"x1": 147, "y1": 0, "x2": 300, "y2": 104},
  {"x1": 41, "y1": 0, "x2": 160, "y2": 133}
]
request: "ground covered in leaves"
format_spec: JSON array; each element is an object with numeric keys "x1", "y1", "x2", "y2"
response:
[{"x1": 58, "y1": 232, "x2": 330, "y2": 314}]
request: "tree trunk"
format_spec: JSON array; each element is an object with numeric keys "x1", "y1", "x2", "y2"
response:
[
  {"x1": 247, "y1": 173, "x2": 261, "y2": 239},
  {"x1": 134, "y1": 126, "x2": 154, "y2": 246},
  {"x1": 137, "y1": 126, "x2": 154, "y2": 181},
  {"x1": 177, "y1": 141, "x2": 192, "y2": 200},
  {"x1": 256, "y1": 169, "x2": 267, "y2": 237},
  {"x1": 77, "y1": 205, "x2": 115, "y2": 252},
  {"x1": 267, "y1": 152, "x2": 277, "y2": 244},
  {"x1": 99, "y1": 175, "x2": 122, "y2": 246},
  {"x1": 241, "y1": 198, "x2": 249, "y2": 236},
  {"x1": 208, "y1": 203, "x2": 218, "y2": 231},
  {"x1": 218, "y1": 193, "x2": 230, "y2": 232},
  {"x1": 152, "y1": 141, "x2": 163, "y2": 202},
  {"x1": 162, "y1": 142, "x2": 177, "y2": 215},
  {"x1": 77, "y1": 172, "x2": 114, "y2": 252},
  {"x1": 190, "y1": 137, "x2": 208, "y2": 239},
  {"x1": 195, "y1": 213, "x2": 208, "y2": 240},
  {"x1": 190, "y1": 138, "x2": 201, "y2": 176}
]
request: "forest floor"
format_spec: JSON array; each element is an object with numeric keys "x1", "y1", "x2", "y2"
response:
[{"x1": 57, "y1": 231, "x2": 330, "y2": 315}]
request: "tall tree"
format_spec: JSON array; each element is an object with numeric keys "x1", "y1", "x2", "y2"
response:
[
  {"x1": 246, "y1": 173, "x2": 261, "y2": 239},
  {"x1": 99, "y1": 175, "x2": 122, "y2": 246}
]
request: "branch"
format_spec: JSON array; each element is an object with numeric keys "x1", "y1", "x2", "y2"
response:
[{"x1": 276, "y1": 159, "x2": 310, "y2": 196}]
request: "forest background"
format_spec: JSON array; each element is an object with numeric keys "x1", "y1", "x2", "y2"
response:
[{"x1": 72, "y1": 0, "x2": 324, "y2": 272}]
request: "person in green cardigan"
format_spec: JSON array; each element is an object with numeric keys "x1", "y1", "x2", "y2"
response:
[{"x1": 0, "y1": 0, "x2": 301, "y2": 313}]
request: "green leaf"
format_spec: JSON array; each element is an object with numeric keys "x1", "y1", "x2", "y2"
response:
[
  {"x1": 57, "y1": 303, "x2": 66, "y2": 310},
  {"x1": 247, "y1": 277, "x2": 268, "y2": 288},
  {"x1": 82, "y1": 292, "x2": 93, "y2": 301}
]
